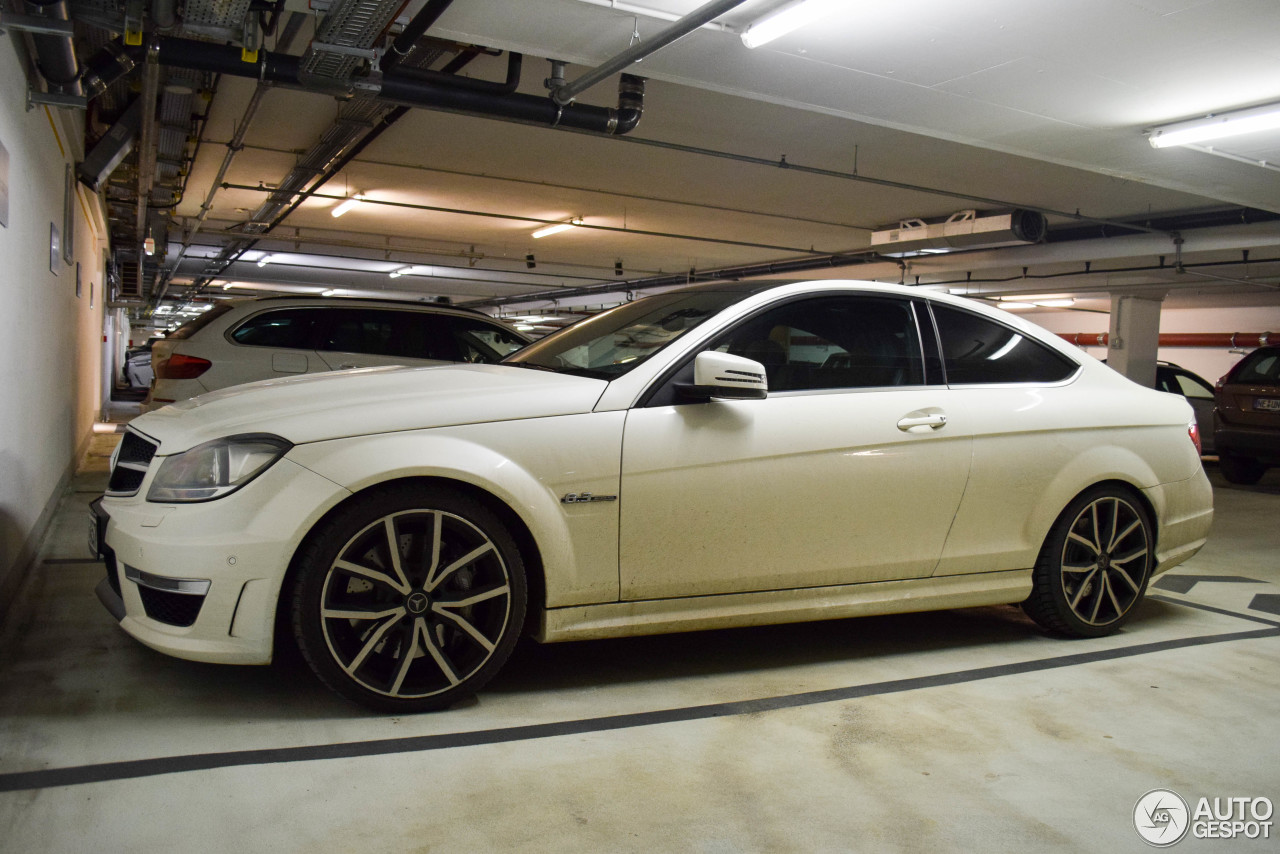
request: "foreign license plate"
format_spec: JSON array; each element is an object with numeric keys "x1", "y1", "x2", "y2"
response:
[
  {"x1": 88, "y1": 514, "x2": 100, "y2": 558},
  {"x1": 1255, "y1": 397, "x2": 1280, "y2": 412}
]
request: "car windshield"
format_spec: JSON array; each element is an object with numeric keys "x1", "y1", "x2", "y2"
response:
[{"x1": 503, "y1": 289, "x2": 749, "y2": 379}]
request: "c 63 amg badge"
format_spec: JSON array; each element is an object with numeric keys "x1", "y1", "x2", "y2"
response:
[{"x1": 561, "y1": 492, "x2": 618, "y2": 504}]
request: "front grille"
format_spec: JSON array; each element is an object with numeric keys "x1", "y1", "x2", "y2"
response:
[
  {"x1": 137, "y1": 586, "x2": 205, "y2": 627},
  {"x1": 107, "y1": 429, "x2": 159, "y2": 496}
]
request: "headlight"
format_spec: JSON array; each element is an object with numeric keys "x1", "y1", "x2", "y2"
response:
[{"x1": 147, "y1": 434, "x2": 292, "y2": 503}]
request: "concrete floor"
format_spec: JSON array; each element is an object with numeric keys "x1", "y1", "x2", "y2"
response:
[{"x1": 1, "y1": 423, "x2": 1277, "y2": 853}]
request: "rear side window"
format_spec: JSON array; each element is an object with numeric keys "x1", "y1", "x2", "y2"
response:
[
  {"x1": 317, "y1": 309, "x2": 525, "y2": 364},
  {"x1": 1233, "y1": 349, "x2": 1280, "y2": 386},
  {"x1": 166, "y1": 303, "x2": 235, "y2": 340},
  {"x1": 230, "y1": 308, "x2": 323, "y2": 349},
  {"x1": 932, "y1": 304, "x2": 1076, "y2": 385},
  {"x1": 1159, "y1": 368, "x2": 1214, "y2": 400}
]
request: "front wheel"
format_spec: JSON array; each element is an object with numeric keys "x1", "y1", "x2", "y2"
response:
[
  {"x1": 1022, "y1": 486, "x2": 1154, "y2": 638},
  {"x1": 291, "y1": 484, "x2": 527, "y2": 712}
]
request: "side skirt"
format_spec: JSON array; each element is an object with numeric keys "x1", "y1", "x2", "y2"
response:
[{"x1": 538, "y1": 569, "x2": 1034, "y2": 643}]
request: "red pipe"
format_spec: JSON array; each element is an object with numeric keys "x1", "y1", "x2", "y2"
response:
[{"x1": 1058, "y1": 332, "x2": 1274, "y2": 348}]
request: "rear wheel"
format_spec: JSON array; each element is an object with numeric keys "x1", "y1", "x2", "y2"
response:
[
  {"x1": 1022, "y1": 486, "x2": 1154, "y2": 638},
  {"x1": 1218, "y1": 453, "x2": 1265, "y2": 485},
  {"x1": 291, "y1": 484, "x2": 526, "y2": 712}
]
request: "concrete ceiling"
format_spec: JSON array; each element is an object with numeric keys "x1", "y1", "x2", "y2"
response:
[{"x1": 94, "y1": 0, "x2": 1280, "y2": 322}]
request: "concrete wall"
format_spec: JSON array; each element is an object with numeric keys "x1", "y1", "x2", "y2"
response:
[{"x1": 0, "y1": 39, "x2": 109, "y2": 618}]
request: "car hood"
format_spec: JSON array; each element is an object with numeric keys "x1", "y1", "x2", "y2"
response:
[{"x1": 134, "y1": 364, "x2": 608, "y2": 452}]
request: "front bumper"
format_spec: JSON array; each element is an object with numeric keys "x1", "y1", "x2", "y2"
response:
[{"x1": 96, "y1": 457, "x2": 350, "y2": 664}]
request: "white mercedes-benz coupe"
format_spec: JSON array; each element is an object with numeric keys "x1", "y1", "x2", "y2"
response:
[{"x1": 92, "y1": 280, "x2": 1213, "y2": 712}]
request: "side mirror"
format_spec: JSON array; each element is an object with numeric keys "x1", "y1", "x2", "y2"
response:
[{"x1": 677, "y1": 351, "x2": 768, "y2": 401}]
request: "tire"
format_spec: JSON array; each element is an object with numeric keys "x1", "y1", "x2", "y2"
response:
[
  {"x1": 291, "y1": 484, "x2": 527, "y2": 712},
  {"x1": 1022, "y1": 486, "x2": 1155, "y2": 638},
  {"x1": 1218, "y1": 453, "x2": 1265, "y2": 485}
]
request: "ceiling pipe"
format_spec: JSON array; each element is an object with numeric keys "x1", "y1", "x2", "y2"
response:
[
  {"x1": 392, "y1": 51, "x2": 523, "y2": 94},
  {"x1": 151, "y1": 0, "x2": 176, "y2": 30},
  {"x1": 549, "y1": 0, "x2": 747, "y2": 105},
  {"x1": 80, "y1": 41, "x2": 143, "y2": 100},
  {"x1": 381, "y1": 0, "x2": 456, "y2": 74},
  {"x1": 22, "y1": 0, "x2": 81, "y2": 94},
  {"x1": 1059, "y1": 332, "x2": 1274, "y2": 348},
  {"x1": 144, "y1": 35, "x2": 647, "y2": 135}
]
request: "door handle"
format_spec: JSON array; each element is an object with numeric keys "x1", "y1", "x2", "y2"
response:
[{"x1": 897, "y1": 413, "x2": 948, "y2": 432}]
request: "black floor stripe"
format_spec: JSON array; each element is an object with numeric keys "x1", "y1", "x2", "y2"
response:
[
  {"x1": 41, "y1": 559, "x2": 101, "y2": 566},
  {"x1": 1149, "y1": 594, "x2": 1280, "y2": 628},
  {"x1": 1153, "y1": 574, "x2": 1267, "y2": 594},
  {"x1": 1, "y1": 624, "x2": 1275, "y2": 794}
]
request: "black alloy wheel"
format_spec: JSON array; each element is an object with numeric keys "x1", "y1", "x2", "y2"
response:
[
  {"x1": 291, "y1": 484, "x2": 527, "y2": 712},
  {"x1": 1023, "y1": 486, "x2": 1155, "y2": 638}
]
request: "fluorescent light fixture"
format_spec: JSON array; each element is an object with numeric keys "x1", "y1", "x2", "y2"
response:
[
  {"x1": 389, "y1": 265, "x2": 414, "y2": 279},
  {"x1": 321, "y1": 289, "x2": 336, "y2": 296},
  {"x1": 1148, "y1": 101, "x2": 1280, "y2": 148},
  {"x1": 515, "y1": 324, "x2": 535, "y2": 331},
  {"x1": 999, "y1": 295, "x2": 1076, "y2": 309},
  {"x1": 532, "y1": 217, "x2": 582, "y2": 239},
  {"x1": 256, "y1": 254, "x2": 275, "y2": 267},
  {"x1": 331, "y1": 193, "x2": 365, "y2": 218},
  {"x1": 741, "y1": 0, "x2": 844, "y2": 49}
]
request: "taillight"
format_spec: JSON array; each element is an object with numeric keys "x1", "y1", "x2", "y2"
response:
[
  {"x1": 157, "y1": 353, "x2": 212, "y2": 379},
  {"x1": 1188, "y1": 419, "x2": 1202, "y2": 455}
]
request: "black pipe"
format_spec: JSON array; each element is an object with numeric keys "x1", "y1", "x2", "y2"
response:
[
  {"x1": 382, "y1": 0, "x2": 456, "y2": 74},
  {"x1": 391, "y1": 51, "x2": 522, "y2": 94},
  {"x1": 81, "y1": 41, "x2": 143, "y2": 100},
  {"x1": 380, "y1": 70, "x2": 645, "y2": 134},
  {"x1": 147, "y1": 36, "x2": 646, "y2": 136},
  {"x1": 24, "y1": 0, "x2": 81, "y2": 92},
  {"x1": 154, "y1": 36, "x2": 301, "y2": 82}
]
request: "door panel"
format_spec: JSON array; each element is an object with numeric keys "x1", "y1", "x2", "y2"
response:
[{"x1": 619, "y1": 389, "x2": 971, "y2": 600}]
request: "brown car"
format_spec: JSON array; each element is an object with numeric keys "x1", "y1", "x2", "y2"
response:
[{"x1": 1213, "y1": 345, "x2": 1280, "y2": 484}]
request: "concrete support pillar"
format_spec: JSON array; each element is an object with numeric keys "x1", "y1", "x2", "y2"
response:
[{"x1": 1107, "y1": 293, "x2": 1164, "y2": 387}]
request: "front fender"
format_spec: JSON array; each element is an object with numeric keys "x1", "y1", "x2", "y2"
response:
[{"x1": 286, "y1": 412, "x2": 626, "y2": 607}]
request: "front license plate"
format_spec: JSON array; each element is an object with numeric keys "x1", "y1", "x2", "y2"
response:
[
  {"x1": 88, "y1": 514, "x2": 100, "y2": 558},
  {"x1": 1255, "y1": 397, "x2": 1280, "y2": 412}
]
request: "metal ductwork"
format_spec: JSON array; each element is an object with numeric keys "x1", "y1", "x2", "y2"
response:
[
  {"x1": 78, "y1": 96, "x2": 143, "y2": 191},
  {"x1": 871, "y1": 209, "x2": 1049, "y2": 253}
]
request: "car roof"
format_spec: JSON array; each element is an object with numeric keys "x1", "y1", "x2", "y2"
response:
[{"x1": 229, "y1": 295, "x2": 505, "y2": 321}]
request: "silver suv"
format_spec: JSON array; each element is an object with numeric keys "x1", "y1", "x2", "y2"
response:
[{"x1": 143, "y1": 297, "x2": 530, "y2": 411}]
